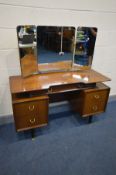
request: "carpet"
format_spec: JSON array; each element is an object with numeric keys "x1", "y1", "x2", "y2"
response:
[{"x1": 0, "y1": 101, "x2": 116, "y2": 175}]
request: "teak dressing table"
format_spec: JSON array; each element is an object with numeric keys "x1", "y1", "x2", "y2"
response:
[
  {"x1": 9, "y1": 25, "x2": 111, "y2": 136},
  {"x1": 9, "y1": 69, "x2": 110, "y2": 133}
]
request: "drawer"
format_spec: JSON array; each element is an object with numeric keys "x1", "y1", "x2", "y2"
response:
[
  {"x1": 82, "y1": 88, "x2": 110, "y2": 116},
  {"x1": 48, "y1": 83, "x2": 95, "y2": 94},
  {"x1": 13, "y1": 96, "x2": 49, "y2": 131},
  {"x1": 84, "y1": 90, "x2": 108, "y2": 103},
  {"x1": 48, "y1": 84, "x2": 78, "y2": 93},
  {"x1": 69, "y1": 83, "x2": 110, "y2": 117}
]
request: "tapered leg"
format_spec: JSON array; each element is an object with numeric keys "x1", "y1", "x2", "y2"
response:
[
  {"x1": 31, "y1": 129, "x2": 35, "y2": 139},
  {"x1": 88, "y1": 115, "x2": 93, "y2": 123}
]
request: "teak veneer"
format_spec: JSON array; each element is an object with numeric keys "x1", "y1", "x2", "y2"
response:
[
  {"x1": 10, "y1": 69, "x2": 110, "y2": 93},
  {"x1": 9, "y1": 69, "x2": 111, "y2": 134}
]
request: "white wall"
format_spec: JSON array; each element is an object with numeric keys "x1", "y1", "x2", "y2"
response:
[{"x1": 0, "y1": 0, "x2": 116, "y2": 117}]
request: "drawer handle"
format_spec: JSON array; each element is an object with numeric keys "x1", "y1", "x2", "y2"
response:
[
  {"x1": 29, "y1": 118, "x2": 35, "y2": 124},
  {"x1": 29, "y1": 105, "x2": 34, "y2": 111},
  {"x1": 94, "y1": 94, "x2": 100, "y2": 99},
  {"x1": 48, "y1": 88, "x2": 52, "y2": 93},
  {"x1": 92, "y1": 105, "x2": 98, "y2": 111}
]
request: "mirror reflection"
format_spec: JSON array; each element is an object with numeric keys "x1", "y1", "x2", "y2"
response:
[
  {"x1": 37, "y1": 26, "x2": 75, "y2": 71},
  {"x1": 17, "y1": 25, "x2": 38, "y2": 77},
  {"x1": 74, "y1": 27, "x2": 97, "y2": 66},
  {"x1": 17, "y1": 25, "x2": 98, "y2": 76}
]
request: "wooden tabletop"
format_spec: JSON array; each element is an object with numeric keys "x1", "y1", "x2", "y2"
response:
[{"x1": 9, "y1": 69, "x2": 111, "y2": 94}]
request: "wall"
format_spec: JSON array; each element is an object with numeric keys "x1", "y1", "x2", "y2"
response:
[{"x1": 0, "y1": 0, "x2": 116, "y2": 117}]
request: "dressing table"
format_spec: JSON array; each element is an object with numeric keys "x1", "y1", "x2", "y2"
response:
[{"x1": 9, "y1": 25, "x2": 111, "y2": 135}]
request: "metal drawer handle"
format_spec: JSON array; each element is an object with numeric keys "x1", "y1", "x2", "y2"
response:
[
  {"x1": 29, "y1": 105, "x2": 34, "y2": 111},
  {"x1": 94, "y1": 94, "x2": 100, "y2": 99},
  {"x1": 92, "y1": 105, "x2": 98, "y2": 111},
  {"x1": 48, "y1": 88, "x2": 52, "y2": 93},
  {"x1": 29, "y1": 118, "x2": 35, "y2": 124}
]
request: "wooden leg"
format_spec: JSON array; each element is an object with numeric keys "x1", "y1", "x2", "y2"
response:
[
  {"x1": 88, "y1": 115, "x2": 93, "y2": 123},
  {"x1": 31, "y1": 129, "x2": 35, "y2": 139}
]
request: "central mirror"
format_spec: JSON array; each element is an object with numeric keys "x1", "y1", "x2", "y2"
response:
[{"x1": 37, "y1": 26, "x2": 75, "y2": 72}]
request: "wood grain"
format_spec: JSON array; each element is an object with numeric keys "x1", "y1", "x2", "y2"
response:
[{"x1": 9, "y1": 69, "x2": 111, "y2": 94}]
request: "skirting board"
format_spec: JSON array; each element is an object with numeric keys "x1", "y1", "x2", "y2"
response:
[{"x1": 0, "y1": 95, "x2": 116, "y2": 126}]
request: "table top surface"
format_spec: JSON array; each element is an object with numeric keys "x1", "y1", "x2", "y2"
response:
[{"x1": 9, "y1": 69, "x2": 111, "y2": 94}]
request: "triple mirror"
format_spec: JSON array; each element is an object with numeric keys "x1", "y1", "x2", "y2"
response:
[{"x1": 17, "y1": 25, "x2": 97, "y2": 77}]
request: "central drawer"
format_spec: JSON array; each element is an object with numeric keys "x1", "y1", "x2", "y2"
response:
[{"x1": 48, "y1": 83, "x2": 95, "y2": 94}]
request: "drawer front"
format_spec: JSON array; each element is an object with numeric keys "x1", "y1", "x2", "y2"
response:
[
  {"x1": 49, "y1": 84, "x2": 78, "y2": 93},
  {"x1": 13, "y1": 98, "x2": 48, "y2": 131},
  {"x1": 82, "y1": 89, "x2": 109, "y2": 116},
  {"x1": 84, "y1": 90, "x2": 108, "y2": 103}
]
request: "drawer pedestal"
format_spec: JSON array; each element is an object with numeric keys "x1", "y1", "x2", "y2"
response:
[
  {"x1": 12, "y1": 95, "x2": 49, "y2": 131},
  {"x1": 70, "y1": 83, "x2": 110, "y2": 117}
]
